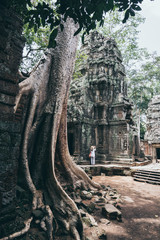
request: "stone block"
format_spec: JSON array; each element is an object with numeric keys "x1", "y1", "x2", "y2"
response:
[
  {"x1": 82, "y1": 212, "x2": 98, "y2": 227},
  {"x1": 0, "y1": 93, "x2": 16, "y2": 106},
  {"x1": 0, "y1": 132, "x2": 11, "y2": 146},
  {"x1": 81, "y1": 190, "x2": 92, "y2": 200},
  {"x1": 0, "y1": 121, "x2": 21, "y2": 132},
  {"x1": 0, "y1": 79, "x2": 18, "y2": 96},
  {"x1": 102, "y1": 204, "x2": 122, "y2": 220},
  {"x1": 2, "y1": 188, "x2": 16, "y2": 206}
]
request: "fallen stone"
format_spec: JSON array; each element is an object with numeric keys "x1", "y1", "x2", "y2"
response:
[
  {"x1": 94, "y1": 191, "x2": 103, "y2": 197},
  {"x1": 111, "y1": 194, "x2": 118, "y2": 199},
  {"x1": 81, "y1": 190, "x2": 92, "y2": 200},
  {"x1": 81, "y1": 200, "x2": 89, "y2": 209},
  {"x1": 96, "y1": 197, "x2": 106, "y2": 203},
  {"x1": 108, "y1": 200, "x2": 117, "y2": 205},
  {"x1": 102, "y1": 204, "x2": 122, "y2": 221},
  {"x1": 97, "y1": 202, "x2": 106, "y2": 207},
  {"x1": 75, "y1": 198, "x2": 82, "y2": 206},
  {"x1": 99, "y1": 218, "x2": 110, "y2": 225},
  {"x1": 87, "y1": 202, "x2": 96, "y2": 213},
  {"x1": 82, "y1": 212, "x2": 98, "y2": 227},
  {"x1": 92, "y1": 196, "x2": 99, "y2": 202},
  {"x1": 109, "y1": 192, "x2": 114, "y2": 196}
]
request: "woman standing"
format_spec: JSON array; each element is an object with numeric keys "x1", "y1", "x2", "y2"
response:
[{"x1": 90, "y1": 146, "x2": 96, "y2": 165}]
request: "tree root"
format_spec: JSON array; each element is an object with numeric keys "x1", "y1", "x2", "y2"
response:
[
  {"x1": 71, "y1": 226, "x2": 81, "y2": 240},
  {"x1": 42, "y1": 205, "x2": 56, "y2": 240},
  {"x1": 0, "y1": 217, "x2": 33, "y2": 240},
  {"x1": 45, "y1": 174, "x2": 84, "y2": 240}
]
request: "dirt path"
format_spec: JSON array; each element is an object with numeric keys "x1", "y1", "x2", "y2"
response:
[{"x1": 93, "y1": 176, "x2": 160, "y2": 240}]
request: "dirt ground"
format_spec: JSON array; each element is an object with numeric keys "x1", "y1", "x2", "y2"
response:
[{"x1": 93, "y1": 176, "x2": 160, "y2": 240}]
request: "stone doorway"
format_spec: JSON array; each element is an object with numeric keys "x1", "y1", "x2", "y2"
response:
[
  {"x1": 68, "y1": 132, "x2": 74, "y2": 155},
  {"x1": 156, "y1": 148, "x2": 160, "y2": 162}
]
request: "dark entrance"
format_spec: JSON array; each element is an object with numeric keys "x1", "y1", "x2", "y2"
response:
[
  {"x1": 156, "y1": 148, "x2": 160, "y2": 159},
  {"x1": 68, "y1": 132, "x2": 74, "y2": 155}
]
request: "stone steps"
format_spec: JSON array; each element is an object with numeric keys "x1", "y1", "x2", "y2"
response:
[{"x1": 133, "y1": 170, "x2": 160, "y2": 185}]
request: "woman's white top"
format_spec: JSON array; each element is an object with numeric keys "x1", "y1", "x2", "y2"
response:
[{"x1": 91, "y1": 149, "x2": 96, "y2": 157}]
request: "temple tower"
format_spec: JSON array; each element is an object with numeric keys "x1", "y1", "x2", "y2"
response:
[{"x1": 67, "y1": 31, "x2": 136, "y2": 164}]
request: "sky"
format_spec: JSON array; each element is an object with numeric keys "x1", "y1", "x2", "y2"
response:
[{"x1": 138, "y1": 0, "x2": 160, "y2": 54}]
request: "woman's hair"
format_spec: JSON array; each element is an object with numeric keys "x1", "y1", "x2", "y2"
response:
[{"x1": 90, "y1": 146, "x2": 94, "y2": 151}]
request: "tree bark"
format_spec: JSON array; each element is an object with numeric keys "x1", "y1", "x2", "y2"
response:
[{"x1": 15, "y1": 18, "x2": 100, "y2": 239}]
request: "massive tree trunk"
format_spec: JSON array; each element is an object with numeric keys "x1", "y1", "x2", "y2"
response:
[{"x1": 14, "y1": 18, "x2": 100, "y2": 239}]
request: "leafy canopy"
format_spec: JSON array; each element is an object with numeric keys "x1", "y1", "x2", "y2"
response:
[{"x1": 6, "y1": 0, "x2": 145, "y2": 47}]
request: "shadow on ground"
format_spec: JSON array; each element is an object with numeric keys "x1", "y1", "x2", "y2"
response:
[{"x1": 92, "y1": 176, "x2": 160, "y2": 240}]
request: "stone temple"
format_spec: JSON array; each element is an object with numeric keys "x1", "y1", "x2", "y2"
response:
[
  {"x1": 67, "y1": 31, "x2": 138, "y2": 164},
  {"x1": 144, "y1": 95, "x2": 160, "y2": 162}
]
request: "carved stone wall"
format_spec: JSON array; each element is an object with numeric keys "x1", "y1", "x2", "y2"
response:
[
  {"x1": 67, "y1": 31, "x2": 136, "y2": 163},
  {"x1": 0, "y1": 2, "x2": 25, "y2": 225},
  {"x1": 144, "y1": 95, "x2": 160, "y2": 162}
]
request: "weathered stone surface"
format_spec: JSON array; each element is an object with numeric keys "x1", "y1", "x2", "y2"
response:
[
  {"x1": 82, "y1": 212, "x2": 98, "y2": 227},
  {"x1": 67, "y1": 31, "x2": 138, "y2": 164},
  {"x1": 81, "y1": 200, "x2": 96, "y2": 213},
  {"x1": 144, "y1": 95, "x2": 160, "y2": 162},
  {"x1": 102, "y1": 204, "x2": 122, "y2": 220},
  {"x1": 0, "y1": 2, "x2": 25, "y2": 226},
  {"x1": 145, "y1": 95, "x2": 160, "y2": 144},
  {"x1": 81, "y1": 190, "x2": 93, "y2": 200},
  {"x1": 99, "y1": 218, "x2": 110, "y2": 225}
]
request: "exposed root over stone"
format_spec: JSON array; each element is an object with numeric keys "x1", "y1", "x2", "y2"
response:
[{"x1": 0, "y1": 217, "x2": 33, "y2": 240}]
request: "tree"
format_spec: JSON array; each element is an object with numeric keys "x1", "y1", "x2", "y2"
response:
[
  {"x1": 2, "y1": 0, "x2": 145, "y2": 239},
  {"x1": 20, "y1": 25, "x2": 50, "y2": 74},
  {"x1": 127, "y1": 53, "x2": 160, "y2": 138},
  {"x1": 15, "y1": 19, "x2": 101, "y2": 240}
]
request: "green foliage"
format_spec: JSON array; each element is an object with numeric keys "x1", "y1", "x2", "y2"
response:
[
  {"x1": 73, "y1": 51, "x2": 88, "y2": 80},
  {"x1": 128, "y1": 53, "x2": 160, "y2": 113},
  {"x1": 140, "y1": 121, "x2": 146, "y2": 139},
  {"x1": 5, "y1": 0, "x2": 145, "y2": 48},
  {"x1": 127, "y1": 53, "x2": 160, "y2": 138},
  {"x1": 20, "y1": 24, "x2": 50, "y2": 74}
]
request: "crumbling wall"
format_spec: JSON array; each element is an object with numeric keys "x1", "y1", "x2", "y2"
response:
[
  {"x1": 145, "y1": 95, "x2": 160, "y2": 144},
  {"x1": 144, "y1": 95, "x2": 160, "y2": 162},
  {"x1": 0, "y1": 2, "x2": 25, "y2": 225}
]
